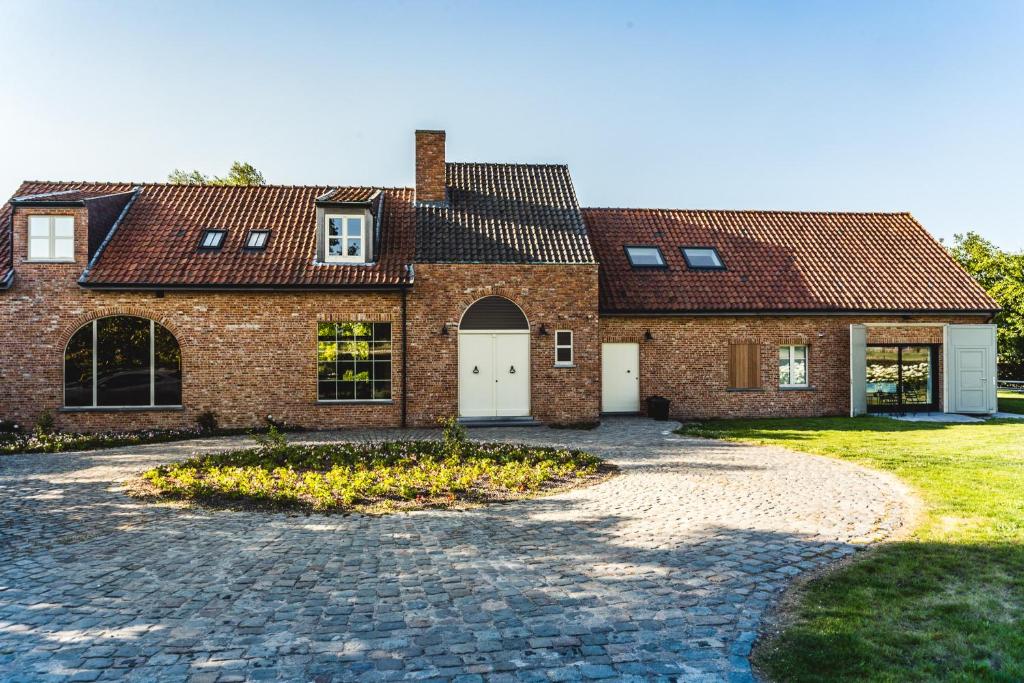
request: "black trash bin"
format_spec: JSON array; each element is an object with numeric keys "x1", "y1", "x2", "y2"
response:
[{"x1": 646, "y1": 395, "x2": 670, "y2": 421}]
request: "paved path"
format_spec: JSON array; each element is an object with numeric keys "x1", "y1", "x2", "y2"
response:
[{"x1": 0, "y1": 419, "x2": 914, "y2": 682}]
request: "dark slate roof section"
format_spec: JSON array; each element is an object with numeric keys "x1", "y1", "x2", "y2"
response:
[
  {"x1": 415, "y1": 163, "x2": 595, "y2": 264},
  {"x1": 584, "y1": 208, "x2": 998, "y2": 314}
]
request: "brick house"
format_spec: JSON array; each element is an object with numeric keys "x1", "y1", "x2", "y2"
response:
[{"x1": 0, "y1": 130, "x2": 999, "y2": 432}]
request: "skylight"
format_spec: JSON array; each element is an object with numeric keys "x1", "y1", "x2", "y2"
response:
[
  {"x1": 198, "y1": 229, "x2": 226, "y2": 250},
  {"x1": 624, "y1": 246, "x2": 666, "y2": 268},
  {"x1": 245, "y1": 230, "x2": 270, "y2": 250},
  {"x1": 681, "y1": 247, "x2": 724, "y2": 270}
]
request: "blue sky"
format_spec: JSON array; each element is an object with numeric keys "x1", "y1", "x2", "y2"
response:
[{"x1": 2, "y1": 1, "x2": 1022, "y2": 249}]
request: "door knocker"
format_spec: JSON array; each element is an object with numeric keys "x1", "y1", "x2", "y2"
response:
[
  {"x1": 473, "y1": 366, "x2": 479, "y2": 374},
  {"x1": 509, "y1": 365, "x2": 516, "y2": 374}
]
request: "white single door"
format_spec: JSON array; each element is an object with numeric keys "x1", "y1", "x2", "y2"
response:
[
  {"x1": 459, "y1": 332, "x2": 531, "y2": 418},
  {"x1": 495, "y1": 333, "x2": 530, "y2": 417},
  {"x1": 602, "y1": 343, "x2": 640, "y2": 413},
  {"x1": 956, "y1": 347, "x2": 990, "y2": 413},
  {"x1": 459, "y1": 333, "x2": 496, "y2": 417}
]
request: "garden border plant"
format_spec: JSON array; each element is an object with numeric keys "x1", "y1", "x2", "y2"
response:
[{"x1": 129, "y1": 419, "x2": 614, "y2": 514}]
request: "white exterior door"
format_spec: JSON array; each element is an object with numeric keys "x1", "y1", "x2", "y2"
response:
[
  {"x1": 944, "y1": 324, "x2": 997, "y2": 414},
  {"x1": 458, "y1": 332, "x2": 530, "y2": 418},
  {"x1": 602, "y1": 343, "x2": 640, "y2": 413}
]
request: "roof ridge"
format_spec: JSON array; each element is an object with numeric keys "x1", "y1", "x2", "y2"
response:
[
  {"x1": 446, "y1": 161, "x2": 570, "y2": 170},
  {"x1": 582, "y1": 207, "x2": 913, "y2": 216},
  {"x1": 19, "y1": 180, "x2": 415, "y2": 191}
]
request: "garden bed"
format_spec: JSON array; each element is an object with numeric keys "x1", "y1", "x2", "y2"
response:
[{"x1": 129, "y1": 426, "x2": 611, "y2": 513}]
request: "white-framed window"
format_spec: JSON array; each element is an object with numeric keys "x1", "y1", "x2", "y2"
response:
[
  {"x1": 28, "y1": 215, "x2": 75, "y2": 261},
  {"x1": 245, "y1": 230, "x2": 270, "y2": 250},
  {"x1": 198, "y1": 229, "x2": 226, "y2": 250},
  {"x1": 325, "y1": 214, "x2": 365, "y2": 262},
  {"x1": 779, "y1": 345, "x2": 808, "y2": 387},
  {"x1": 555, "y1": 330, "x2": 573, "y2": 366}
]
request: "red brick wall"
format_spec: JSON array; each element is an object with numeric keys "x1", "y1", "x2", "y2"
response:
[
  {"x1": 600, "y1": 315, "x2": 988, "y2": 420},
  {"x1": 405, "y1": 264, "x2": 601, "y2": 426},
  {"x1": 415, "y1": 130, "x2": 446, "y2": 203}
]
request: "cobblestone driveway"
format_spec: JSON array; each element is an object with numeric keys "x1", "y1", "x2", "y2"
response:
[{"x1": 0, "y1": 419, "x2": 913, "y2": 682}]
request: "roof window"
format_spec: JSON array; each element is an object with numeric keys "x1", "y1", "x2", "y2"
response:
[
  {"x1": 681, "y1": 247, "x2": 724, "y2": 270},
  {"x1": 624, "y1": 246, "x2": 666, "y2": 268},
  {"x1": 244, "y1": 230, "x2": 270, "y2": 250},
  {"x1": 198, "y1": 229, "x2": 226, "y2": 250}
]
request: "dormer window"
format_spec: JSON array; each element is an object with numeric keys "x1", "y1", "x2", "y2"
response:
[
  {"x1": 325, "y1": 214, "x2": 365, "y2": 263},
  {"x1": 198, "y1": 229, "x2": 226, "y2": 250},
  {"x1": 27, "y1": 215, "x2": 75, "y2": 261},
  {"x1": 244, "y1": 230, "x2": 270, "y2": 250}
]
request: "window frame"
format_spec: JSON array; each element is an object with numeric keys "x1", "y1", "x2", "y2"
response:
[
  {"x1": 63, "y1": 317, "x2": 183, "y2": 410},
  {"x1": 26, "y1": 215, "x2": 75, "y2": 262},
  {"x1": 623, "y1": 245, "x2": 667, "y2": 269},
  {"x1": 681, "y1": 246, "x2": 725, "y2": 270},
  {"x1": 197, "y1": 229, "x2": 227, "y2": 251},
  {"x1": 324, "y1": 213, "x2": 367, "y2": 263},
  {"x1": 554, "y1": 330, "x2": 574, "y2": 367},
  {"x1": 778, "y1": 344, "x2": 809, "y2": 388},
  {"x1": 244, "y1": 229, "x2": 271, "y2": 250},
  {"x1": 316, "y1": 321, "x2": 393, "y2": 403}
]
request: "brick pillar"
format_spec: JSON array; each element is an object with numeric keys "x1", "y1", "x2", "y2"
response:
[{"x1": 415, "y1": 130, "x2": 446, "y2": 203}]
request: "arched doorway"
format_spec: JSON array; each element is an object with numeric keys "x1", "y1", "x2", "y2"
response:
[{"x1": 458, "y1": 296, "x2": 531, "y2": 418}]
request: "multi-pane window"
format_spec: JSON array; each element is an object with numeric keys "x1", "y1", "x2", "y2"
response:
[
  {"x1": 317, "y1": 322, "x2": 391, "y2": 401},
  {"x1": 624, "y1": 246, "x2": 666, "y2": 267},
  {"x1": 245, "y1": 230, "x2": 270, "y2": 250},
  {"x1": 64, "y1": 316, "x2": 182, "y2": 407},
  {"x1": 28, "y1": 215, "x2": 75, "y2": 261},
  {"x1": 555, "y1": 330, "x2": 573, "y2": 366},
  {"x1": 198, "y1": 229, "x2": 226, "y2": 250},
  {"x1": 325, "y1": 214, "x2": 365, "y2": 262},
  {"x1": 778, "y1": 345, "x2": 808, "y2": 387}
]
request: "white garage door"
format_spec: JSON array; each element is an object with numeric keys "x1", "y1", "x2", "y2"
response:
[{"x1": 602, "y1": 343, "x2": 640, "y2": 413}]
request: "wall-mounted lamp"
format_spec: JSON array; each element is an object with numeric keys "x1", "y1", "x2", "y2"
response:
[
  {"x1": 440, "y1": 324, "x2": 449, "y2": 336},
  {"x1": 644, "y1": 329, "x2": 654, "y2": 341},
  {"x1": 538, "y1": 324, "x2": 548, "y2": 336}
]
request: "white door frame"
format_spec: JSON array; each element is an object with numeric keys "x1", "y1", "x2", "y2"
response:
[{"x1": 457, "y1": 329, "x2": 531, "y2": 418}]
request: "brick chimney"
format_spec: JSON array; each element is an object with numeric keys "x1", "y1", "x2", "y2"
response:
[{"x1": 415, "y1": 130, "x2": 446, "y2": 203}]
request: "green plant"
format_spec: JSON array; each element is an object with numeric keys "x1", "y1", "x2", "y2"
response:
[
  {"x1": 254, "y1": 425, "x2": 288, "y2": 454},
  {"x1": 196, "y1": 410, "x2": 219, "y2": 433},
  {"x1": 438, "y1": 416, "x2": 468, "y2": 449},
  {"x1": 34, "y1": 411, "x2": 55, "y2": 435}
]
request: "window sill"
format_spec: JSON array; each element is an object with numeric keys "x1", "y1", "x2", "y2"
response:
[
  {"x1": 61, "y1": 405, "x2": 184, "y2": 412},
  {"x1": 25, "y1": 259, "x2": 76, "y2": 264},
  {"x1": 554, "y1": 363, "x2": 576, "y2": 369},
  {"x1": 316, "y1": 400, "x2": 393, "y2": 405},
  {"x1": 780, "y1": 385, "x2": 815, "y2": 391},
  {"x1": 726, "y1": 388, "x2": 765, "y2": 393}
]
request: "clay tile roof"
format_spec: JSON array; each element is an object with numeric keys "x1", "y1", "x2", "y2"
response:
[
  {"x1": 1, "y1": 181, "x2": 414, "y2": 289},
  {"x1": 584, "y1": 208, "x2": 998, "y2": 314},
  {"x1": 415, "y1": 163, "x2": 595, "y2": 264}
]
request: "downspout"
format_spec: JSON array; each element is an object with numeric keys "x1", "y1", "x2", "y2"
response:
[{"x1": 1, "y1": 208, "x2": 14, "y2": 290}]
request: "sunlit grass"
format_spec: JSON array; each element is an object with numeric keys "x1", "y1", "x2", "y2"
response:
[{"x1": 676, "y1": 416, "x2": 1024, "y2": 682}]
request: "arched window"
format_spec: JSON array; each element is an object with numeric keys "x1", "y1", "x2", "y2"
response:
[
  {"x1": 65, "y1": 316, "x2": 182, "y2": 408},
  {"x1": 459, "y1": 296, "x2": 529, "y2": 330}
]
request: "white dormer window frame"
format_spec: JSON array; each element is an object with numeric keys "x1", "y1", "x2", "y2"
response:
[
  {"x1": 27, "y1": 215, "x2": 75, "y2": 262},
  {"x1": 324, "y1": 213, "x2": 366, "y2": 263}
]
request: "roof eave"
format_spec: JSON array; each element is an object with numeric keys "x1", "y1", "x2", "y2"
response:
[{"x1": 599, "y1": 306, "x2": 1001, "y2": 317}]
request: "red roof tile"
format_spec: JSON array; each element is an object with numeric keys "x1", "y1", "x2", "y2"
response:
[{"x1": 583, "y1": 208, "x2": 997, "y2": 313}]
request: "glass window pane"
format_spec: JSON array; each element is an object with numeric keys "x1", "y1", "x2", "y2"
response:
[
  {"x1": 153, "y1": 324, "x2": 181, "y2": 406},
  {"x1": 626, "y1": 247, "x2": 664, "y2": 267},
  {"x1": 318, "y1": 381, "x2": 337, "y2": 401},
  {"x1": 866, "y1": 346, "x2": 899, "y2": 407},
  {"x1": 53, "y1": 238, "x2": 74, "y2": 260},
  {"x1": 28, "y1": 216, "x2": 50, "y2": 238},
  {"x1": 64, "y1": 323, "x2": 94, "y2": 407},
  {"x1": 793, "y1": 345, "x2": 807, "y2": 361},
  {"x1": 346, "y1": 238, "x2": 361, "y2": 257},
  {"x1": 778, "y1": 347, "x2": 791, "y2": 386},
  {"x1": 683, "y1": 248, "x2": 723, "y2": 268},
  {"x1": 556, "y1": 347, "x2": 572, "y2": 363},
  {"x1": 96, "y1": 316, "x2": 151, "y2": 406},
  {"x1": 373, "y1": 381, "x2": 391, "y2": 400},
  {"x1": 791, "y1": 359, "x2": 807, "y2": 386},
  {"x1": 317, "y1": 322, "x2": 336, "y2": 341},
  {"x1": 328, "y1": 238, "x2": 344, "y2": 256},
  {"x1": 346, "y1": 217, "x2": 362, "y2": 236},
  {"x1": 355, "y1": 380, "x2": 372, "y2": 400},
  {"x1": 373, "y1": 323, "x2": 392, "y2": 343},
  {"x1": 337, "y1": 381, "x2": 355, "y2": 401},
  {"x1": 901, "y1": 346, "x2": 932, "y2": 405},
  {"x1": 318, "y1": 361, "x2": 337, "y2": 380},
  {"x1": 328, "y1": 217, "x2": 344, "y2": 237},
  {"x1": 53, "y1": 216, "x2": 74, "y2": 238},
  {"x1": 556, "y1": 331, "x2": 571, "y2": 346},
  {"x1": 317, "y1": 341, "x2": 337, "y2": 362},
  {"x1": 29, "y1": 238, "x2": 50, "y2": 259},
  {"x1": 375, "y1": 361, "x2": 391, "y2": 380}
]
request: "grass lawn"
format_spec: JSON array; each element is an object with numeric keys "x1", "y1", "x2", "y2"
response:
[
  {"x1": 676, "y1": 416, "x2": 1024, "y2": 682},
  {"x1": 999, "y1": 390, "x2": 1024, "y2": 414},
  {"x1": 131, "y1": 427, "x2": 607, "y2": 513}
]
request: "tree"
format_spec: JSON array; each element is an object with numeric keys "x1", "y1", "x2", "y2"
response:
[
  {"x1": 167, "y1": 161, "x2": 266, "y2": 186},
  {"x1": 948, "y1": 231, "x2": 1024, "y2": 379}
]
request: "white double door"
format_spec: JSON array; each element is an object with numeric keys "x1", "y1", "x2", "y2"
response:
[{"x1": 458, "y1": 331, "x2": 530, "y2": 418}]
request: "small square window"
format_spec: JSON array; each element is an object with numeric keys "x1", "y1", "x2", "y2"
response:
[
  {"x1": 245, "y1": 230, "x2": 270, "y2": 250},
  {"x1": 624, "y1": 246, "x2": 666, "y2": 268},
  {"x1": 555, "y1": 330, "x2": 573, "y2": 366},
  {"x1": 324, "y1": 213, "x2": 366, "y2": 262},
  {"x1": 27, "y1": 215, "x2": 75, "y2": 261},
  {"x1": 198, "y1": 229, "x2": 226, "y2": 250},
  {"x1": 681, "y1": 247, "x2": 724, "y2": 269}
]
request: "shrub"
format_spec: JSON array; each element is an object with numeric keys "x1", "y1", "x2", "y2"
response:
[
  {"x1": 196, "y1": 410, "x2": 219, "y2": 434},
  {"x1": 35, "y1": 411, "x2": 55, "y2": 435}
]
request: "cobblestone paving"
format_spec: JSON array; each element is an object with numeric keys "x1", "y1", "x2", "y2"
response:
[{"x1": 0, "y1": 419, "x2": 914, "y2": 682}]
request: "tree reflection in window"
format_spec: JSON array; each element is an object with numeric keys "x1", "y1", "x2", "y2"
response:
[
  {"x1": 317, "y1": 321, "x2": 391, "y2": 401},
  {"x1": 64, "y1": 316, "x2": 181, "y2": 407}
]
